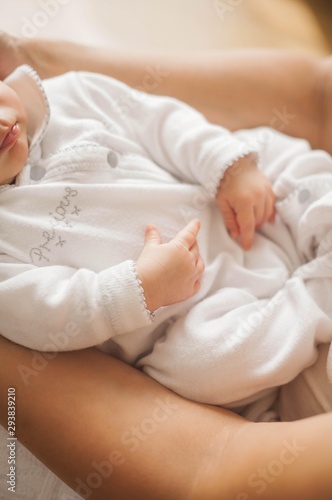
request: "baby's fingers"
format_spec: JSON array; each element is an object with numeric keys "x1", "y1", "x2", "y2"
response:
[
  {"x1": 257, "y1": 190, "x2": 276, "y2": 227},
  {"x1": 196, "y1": 254, "x2": 205, "y2": 277},
  {"x1": 267, "y1": 190, "x2": 276, "y2": 223},
  {"x1": 190, "y1": 241, "x2": 205, "y2": 271},
  {"x1": 220, "y1": 202, "x2": 240, "y2": 240},
  {"x1": 174, "y1": 219, "x2": 201, "y2": 249},
  {"x1": 237, "y1": 206, "x2": 255, "y2": 250},
  {"x1": 268, "y1": 207, "x2": 276, "y2": 223}
]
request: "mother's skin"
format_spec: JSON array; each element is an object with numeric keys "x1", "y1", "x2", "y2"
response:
[
  {"x1": 0, "y1": 32, "x2": 332, "y2": 499},
  {"x1": 4, "y1": 33, "x2": 332, "y2": 152},
  {"x1": 1, "y1": 336, "x2": 332, "y2": 499}
]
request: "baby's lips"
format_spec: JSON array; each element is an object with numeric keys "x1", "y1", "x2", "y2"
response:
[{"x1": 0, "y1": 123, "x2": 20, "y2": 151}]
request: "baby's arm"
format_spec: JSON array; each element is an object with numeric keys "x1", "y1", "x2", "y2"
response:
[
  {"x1": 80, "y1": 73, "x2": 261, "y2": 206},
  {"x1": 136, "y1": 219, "x2": 204, "y2": 312},
  {"x1": 0, "y1": 256, "x2": 155, "y2": 352},
  {"x1": 215, "y1": 152, "x2": 276, "y2": 249},
  {"x1": 108, "y1": 76, "x2": 275, "y2": 250},
  {"x1": 78, "y1": 73, "x2": 275, "y2": 249},
  {"x1": 0, "y1": 221, "x2": 203, "y2": 352}
]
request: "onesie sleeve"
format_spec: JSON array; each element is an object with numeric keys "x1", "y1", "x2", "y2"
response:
[
  {"x1": 79, "y1": 72, "x2": 260, "y2": 199},
  {"x1": 0, "y1": 256, "x2": 153, "y2": 352},
  {"x1": 125, "y1": 94, "x2": 259, "y2": 198}
]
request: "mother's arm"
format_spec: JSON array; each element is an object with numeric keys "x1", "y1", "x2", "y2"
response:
[
  {"x1": 4, "y1": 32, "x2": 331, "y2": 152},
  {"x1": 0, "y1": 335, "x2": 332, "y2": 500}
]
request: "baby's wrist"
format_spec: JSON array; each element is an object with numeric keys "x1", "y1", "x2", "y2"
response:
[
  {"x1": 217, "y1": 152, "x2": 258, "y2": 194},
  {"x1": 142, "y1": 287, "x2": 158, "y2": 314},
  {"x1": 227, "y1": 152, "x2": 258, "y2": 175},
  {"x1": 135, "y1": 265, "x2": 160, "y2": 313}
]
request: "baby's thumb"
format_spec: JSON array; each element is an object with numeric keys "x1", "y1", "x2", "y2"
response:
[{"x1": 144, "y1": 225, "x2": 162, "y2": 246}]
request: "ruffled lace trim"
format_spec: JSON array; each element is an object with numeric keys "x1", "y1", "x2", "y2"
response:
[
  {"x1": 0, "y1": 183, "x2": 16, "y2": 193},
  {"x1": 20, "y1": 64, "x2": 51, "y2": 151},
  {"x1": 132, "y1": 261, "x2": 156, "y2": 321}
]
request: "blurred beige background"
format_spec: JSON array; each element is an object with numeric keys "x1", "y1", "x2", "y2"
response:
[{"x1": 2, "y1": 0, "x2": 331, "y2": 54}]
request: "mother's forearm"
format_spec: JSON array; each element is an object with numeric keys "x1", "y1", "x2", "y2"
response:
[
  {"x1": 1, "y1": 336, "x2": 332, "y2": 499},
  {"x1": 0, "y1": 337, "x2": 244, "y2": 499},
  {"x1": 22, "y1": 37, "x2": 327, "y2": 149}
]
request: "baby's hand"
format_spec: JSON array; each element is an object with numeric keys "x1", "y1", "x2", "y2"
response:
[
  {"x1": 136, "y1": 219, "x2": 205, "y2": 312},
  {"x1": 216, "y1": 153, "x2": 276, "y2": 250}
]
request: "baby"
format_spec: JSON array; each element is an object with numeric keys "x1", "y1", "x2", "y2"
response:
[{"x1": 1, "y1": 65, "x2": 331, "y2": 421}]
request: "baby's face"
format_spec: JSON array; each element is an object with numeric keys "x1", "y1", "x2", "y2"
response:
[{"x1": 0, "y1": 80, "x2": 28, "y2": 185}]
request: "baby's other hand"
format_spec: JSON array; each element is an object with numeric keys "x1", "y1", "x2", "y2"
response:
[
  {"x1": 216, "y1": 153, "x2": 276, "y2": 250},
  {"x1": 136, "y1": 220, "x2": 205, "y2": 312}
]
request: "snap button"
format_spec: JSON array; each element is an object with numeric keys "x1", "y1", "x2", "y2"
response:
[
  {"x1": 298, "y1": 189, "x2": 310, "y2": 204},
  {"x1": 107, "y1": 150, "x2": 118, "y2": 168},
  {"x1": 30, "y1": 165, "x2": 46, "y2": 181}
]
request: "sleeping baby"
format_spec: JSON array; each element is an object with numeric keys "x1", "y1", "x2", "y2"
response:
[{"x1": 1, "y1": 64, "x2": 331, "y2": 421}]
